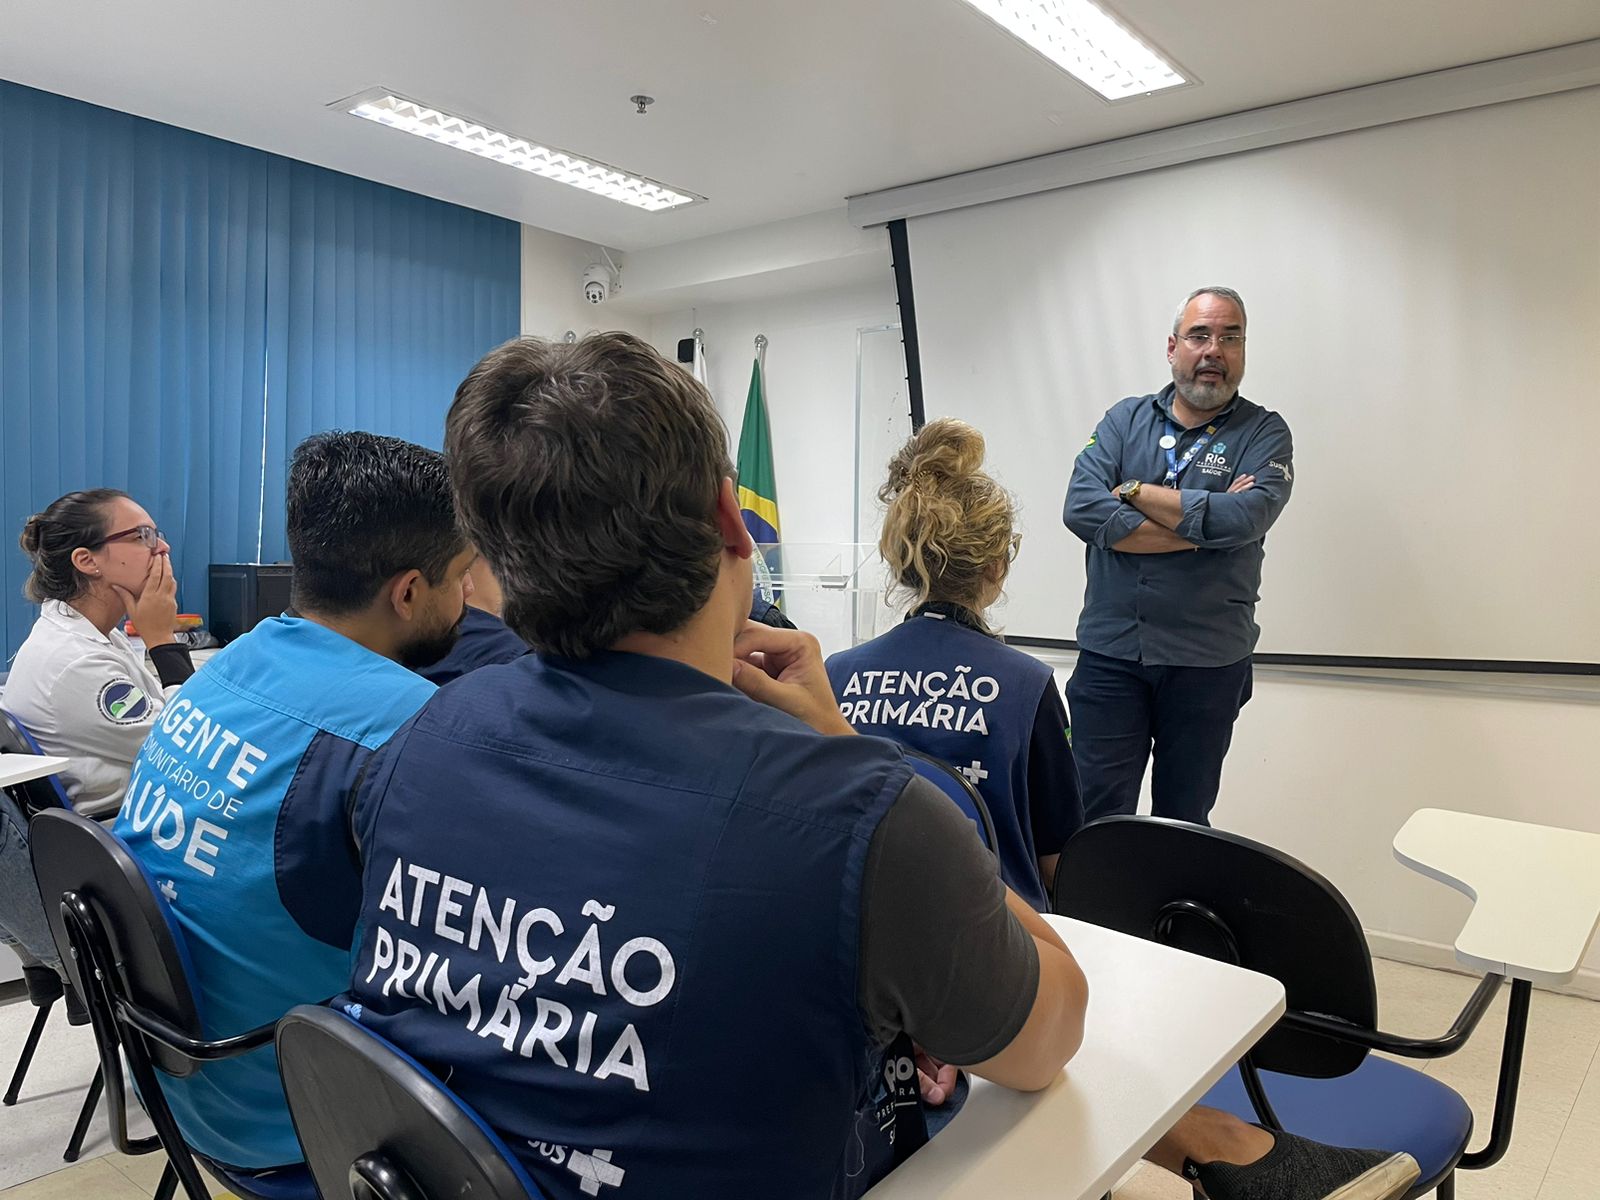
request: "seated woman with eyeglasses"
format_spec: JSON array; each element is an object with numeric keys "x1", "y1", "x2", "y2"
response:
[
  {"x1": 825, "y1": 419, "x2": 1083, "y2": 910},
  {"x1": 4, "y1": 489, "x2": 194, "y2": 817}
]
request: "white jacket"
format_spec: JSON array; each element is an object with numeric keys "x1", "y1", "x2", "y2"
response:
[{"x1": 2, "y1": 601, "x2": 176, "y2": 817}]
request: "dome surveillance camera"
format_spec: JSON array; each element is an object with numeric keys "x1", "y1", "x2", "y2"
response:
[{"x1": 582, "y1": 263, "x2": 615, "y2": 305}]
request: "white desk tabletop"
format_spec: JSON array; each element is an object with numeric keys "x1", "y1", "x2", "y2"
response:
[
  {"x1": 0, "y1": 753, "x2": 69, "y2": 789},
  {"x1": 1394, "y1": 807, "x2": 1600, "y2": 987},
  {"x1": 865, "y1": 914, "x2": 1285, "y2": 1200}
]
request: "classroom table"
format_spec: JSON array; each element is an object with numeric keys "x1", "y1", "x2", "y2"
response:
[
  {"x1": 1394, "y1": 807, "x2": 1600, "y2": 987},
  {"x1": 0, "y1": 753, "x2": 69, "y2": 790},
  {"x1": 865, "y1": 913, "x2": 1285, "y2": 1200}
]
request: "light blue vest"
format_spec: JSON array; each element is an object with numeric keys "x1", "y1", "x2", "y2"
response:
[{"x1": 116, "y1": 617, "x2": 435, "y2": 1167}]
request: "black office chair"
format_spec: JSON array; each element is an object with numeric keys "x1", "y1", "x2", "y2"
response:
[
  {"x1": 1, "y1": 925, "x2": 67, "y2": 1106},
  {"x1": 277, "y1": 1005, "x2": 546, "y2": 1199},
  {"x1": 29, "y1": 808, "x2": 317, "y2": 1200},
  {"x1": 902, "y1": 748, "x2": 999, "y2": 852},
  {"x1": 0, "y1": 708, "x2": 74, "y2": 815},
  {"x1": 0, "y1": 861, "x2": 99, "y2": 1163},
  {"x1": 0, "y1": 710, "x2": 98, "y2": 1160},
  {"x1": 1052, "y1": 816, "x2": 1530, "y2": 1200}
]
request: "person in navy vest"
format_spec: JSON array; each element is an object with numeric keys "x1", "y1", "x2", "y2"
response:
[
  {"x1": 339, "y1": 332, "x2": 1090, "y2": 1199},
  {"x1": 116, "y1": 432, "x2": 478, "y2": 1174},
  {"x1": 1064, "y1": 287, "x2": 1294, "y2": 826},
  {"x1": 416, "y1": 554, "x2": 528, "y2": 685},
  {"x1": 338, "y1": 334, "x2": 1416, "y2": 1200},
  {"x1": 827, "y1": 418, "x2": 1080, "y2": 910}
]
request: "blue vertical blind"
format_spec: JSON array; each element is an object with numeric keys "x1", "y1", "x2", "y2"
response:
[
  {"x1": 0, "y1": 81, "x2": 520, "y2": 661},
  {"x1": 258, "y1": 160, "x2": 519, "y2": 560}
]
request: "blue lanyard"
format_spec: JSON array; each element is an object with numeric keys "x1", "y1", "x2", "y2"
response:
[{"x1": 1162, "y1": 416, "x2": 1228, "y2": 487}]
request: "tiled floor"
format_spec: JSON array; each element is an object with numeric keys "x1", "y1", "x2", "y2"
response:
[
  {"x1": 3, "y1": 958, "x2": 1597, "y2": 1199},
  {"x1": 0, "y1": 1153, "x2": 231, "y2": 1200}
]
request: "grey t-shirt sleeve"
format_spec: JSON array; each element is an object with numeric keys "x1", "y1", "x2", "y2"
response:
[{"x1": 857, "y1": 775, "x2": 1040, "y2": 1066}]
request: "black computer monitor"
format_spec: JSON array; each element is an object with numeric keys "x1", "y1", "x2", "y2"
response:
[{"x1": 208, "y1": 563, "x2": 293, "y2": 644}]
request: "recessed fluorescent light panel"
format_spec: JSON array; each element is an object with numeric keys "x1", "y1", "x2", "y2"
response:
[
  {"x1": 337, "y1": 89, "x2": 700, "y2": 211},
  {"x1": 957, "y1": 0, "x2": 1190, "y2": 101}
]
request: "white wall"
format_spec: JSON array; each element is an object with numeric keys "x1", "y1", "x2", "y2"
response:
[
  {"x1": 522, "y1": 214, "x2": 899, "y2": 544},
  {"x1": 1224, "y1": 668, "x2": 1600, "y2": 993},
  {"x1": 642, "y1": 281, "x2": 899, "y2": 547},
  {"x1": 520, "y1": 225, "x2": 628, "y2": 341},
  {"x1": 1034, "y1": 652, "x2": 1600, "y2": 996},
  {"x1": 622, "y1": 210, "x2": 891, "y2": 307}
]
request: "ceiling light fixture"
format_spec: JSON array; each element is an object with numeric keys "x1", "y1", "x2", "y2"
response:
[
  {"x1": 955, "y1": 0, "x2": 1190, "y2": 102},
  {"x1": 335, "y1": 89, "x2": 701, "y2": 212}
]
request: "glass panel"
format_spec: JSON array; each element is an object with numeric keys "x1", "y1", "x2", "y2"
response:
[
  {"x1": 850, "y1": 324, "x2": 912, "y2": 651},
  {"x1": 756, "y1": 542, "x2": 884, "y2": 661}
]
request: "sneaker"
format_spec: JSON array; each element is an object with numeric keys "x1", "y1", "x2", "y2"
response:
[{"x1": 1186, "y1": 1127, "x2": 1420, "y2": 1200}]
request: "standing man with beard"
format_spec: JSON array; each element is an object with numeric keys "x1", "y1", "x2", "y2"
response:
[
  {"x1": 1064, "y1": 287, "x2": 1294, "y2": 826},
  {"x1": 115, "y1": 431, "x2": 476, "y2": 1176}
]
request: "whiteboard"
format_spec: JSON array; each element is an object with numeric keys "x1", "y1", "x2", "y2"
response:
[{"x1": 909, "y1": 88, "x2": 1600, "y2": 664}]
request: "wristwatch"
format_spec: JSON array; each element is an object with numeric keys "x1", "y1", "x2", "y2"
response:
[{"x1": 1117, "y1": 479, "x2": 1143, "y2": 502}]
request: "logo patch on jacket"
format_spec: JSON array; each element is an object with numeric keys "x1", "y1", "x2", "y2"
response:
[{"x1": 97, "y1": 680, "x2": 150, "y2": 724}]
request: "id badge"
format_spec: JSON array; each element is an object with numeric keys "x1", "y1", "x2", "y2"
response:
[{"x1": 838, "y1": 1033, "x2": 928, "y2": 1199}]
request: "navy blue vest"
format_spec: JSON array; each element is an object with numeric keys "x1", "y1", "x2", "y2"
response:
[
  {"x1": 345, "y1": 651, "x2": 919, "y2": 1200},
  {"x1": 827, "y1": 609, "x2": 1055, "y2": 909},
  {"x1": 416, "y1": 606, "x2": 528, "y2": 685}
]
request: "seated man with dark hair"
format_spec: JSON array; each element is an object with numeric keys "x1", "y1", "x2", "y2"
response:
[
  {"x1": 416, "y1": 554, "x2": 528, "y2": 685},
  {"x1": 340, "y1": 333, "x2": 1416, "y2": 1200},
  {"x1": 115, "y1": 430, "x2": 476, "y2": 1172}
]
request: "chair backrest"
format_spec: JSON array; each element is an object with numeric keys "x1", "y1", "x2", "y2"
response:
[
  {"x1": 0, "y1": 708, "x2": 74, "y2": 812},
  {"x1": 1052, "y1": 816, "x2": 1377, "y2": 1078},
  {"x1": 29, "y1": 808, "x2": 207, "y2": 1077},
  {"x1": 903, "y1": 748, "x2": 998, "y2": 851},
  {"x1": 277, "y1": 1006, "x2": 544, "y2": 1200}
]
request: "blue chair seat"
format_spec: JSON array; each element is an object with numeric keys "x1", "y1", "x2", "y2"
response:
[
  {"x1": 904, "y1": 750, "x2": 997, "y2": 851},
  {"x1": 1202, "y1": 1056, "x2": 1473, "y2": 1194},
  {"x1": 1, "y1": 707, "x2": 74, "y2": 810}
]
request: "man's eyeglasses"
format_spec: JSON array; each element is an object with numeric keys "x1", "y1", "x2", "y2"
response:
[
  {"x1": 1178, "y1": 333, "x2": 1245, "y2": 349},
  {"x1": 96, "y1": 525, "x2": 165, "y2": 550}
]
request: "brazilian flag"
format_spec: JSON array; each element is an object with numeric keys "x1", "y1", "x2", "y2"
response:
[{"x1": 736, "y1": 354, "x2": 780, "y2": 549}]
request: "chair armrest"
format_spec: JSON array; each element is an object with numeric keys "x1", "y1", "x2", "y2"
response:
[
  {"x1": 115, "y1": 993, "x2": 341, "y2": 1062},
  {"x1": 116, "y1": 1000, "x2": 277, "y2": 1061},
  {"x1": 1394, "y1": 808, "x2": 1600, "y2": 986},
  {"x1": 1279, "y1": 972, "x2": 1503, "y2": 1060}
]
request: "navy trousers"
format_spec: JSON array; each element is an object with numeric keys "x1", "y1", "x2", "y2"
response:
[{"x1": 1066, "y1": 648, "x2": 1253, "y2": 826}]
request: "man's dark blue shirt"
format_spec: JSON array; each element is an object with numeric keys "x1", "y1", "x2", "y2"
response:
[{"x1": 1064, "y1": 384, "x2": 1294, "y2": 667}]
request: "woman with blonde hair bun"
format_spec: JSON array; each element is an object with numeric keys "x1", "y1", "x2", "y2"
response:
[{"x1": 825, "y1": 418, "x2": 1081, "y2": 908}]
